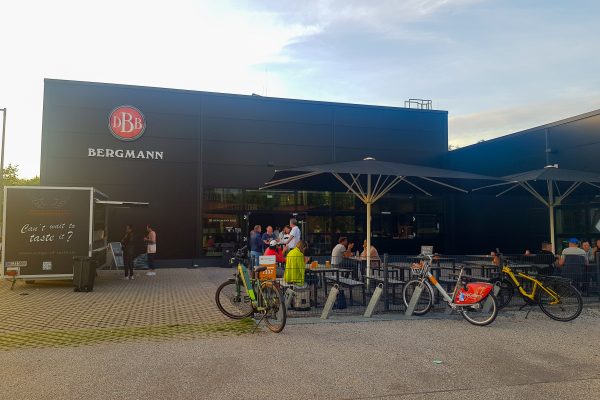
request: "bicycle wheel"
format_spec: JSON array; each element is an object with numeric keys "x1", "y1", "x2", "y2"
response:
[
  {"x1": 261, "y1": 282, "x2": 287, "y2": 333},
  {"x1": 459, "y1": 294, "x2": 498, "y2": 326},
  {"x1": 495, "y1": 278, "x2": 514, "y2": 309},
  {"x1": 215, "y1": 279, "x2": 254, "y2": 319},
  {"x1": 537, "y1": 280, "x2": 583, "y2": 322},
  {"x1": 403, "y1": 280, "x2": 434, "y2": 315}
]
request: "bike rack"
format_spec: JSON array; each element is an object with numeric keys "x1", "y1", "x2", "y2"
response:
[
  {"x1": 364, "y1": 283, "x2": 384, "y2": 318},
  {"x1": 405, "y1": 283, "x2": 424, "y2": 316},
  {"x1": 320, "y1": 284, "x2": 339, "y2": 320}
]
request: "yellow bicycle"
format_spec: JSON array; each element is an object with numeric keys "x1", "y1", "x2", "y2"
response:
[{"x1": 493, "y1": 259, "x2": 583, "y2": 322}]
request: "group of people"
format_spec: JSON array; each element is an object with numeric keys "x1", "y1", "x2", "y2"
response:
[
  {"x1": 120, "y1": 224, "x2": 157, "y2": 279},
  {"x1": 248, "y1": 219, "x2": 302, "y2": 267},
  {"x1": 490, "y1": 238, "x2": 600, "y2": 268}
]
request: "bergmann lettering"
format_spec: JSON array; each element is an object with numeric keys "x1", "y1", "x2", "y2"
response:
[{"x1": 87, "y1": 148, "x2": 164, "y2": 160}]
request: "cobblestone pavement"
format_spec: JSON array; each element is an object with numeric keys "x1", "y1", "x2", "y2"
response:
[{"x1": 0, "y1": 268, "x2": 249, "y2": 350}]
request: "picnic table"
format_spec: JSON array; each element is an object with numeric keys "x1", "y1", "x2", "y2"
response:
[{"x1": 305, "y1": 266, "x2": 341, "y2": 307}]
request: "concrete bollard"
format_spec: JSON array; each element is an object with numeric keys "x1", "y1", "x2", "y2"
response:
[
  {"x1": 364, "y1": 283, "x2": 384, "y2": 317},
  {"x1": 404, "y1": 283, "x2": 424, "y2": 316},
  {"x1": 320, "y1": 284, "x2": 339, "y2": 319},
  {"x1": 284, "y1": 287, "x2": 295, "y2": 310},
  {"x1": 483, "y1": 282, "x2": 501, "y2": 313}
]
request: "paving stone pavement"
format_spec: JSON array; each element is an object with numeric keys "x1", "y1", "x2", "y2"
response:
[{"x1": 0, "y1": 267, "x2": 249, "y2": 349}]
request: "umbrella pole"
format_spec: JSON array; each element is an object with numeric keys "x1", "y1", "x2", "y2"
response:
[
  {"x1": 366, "y1": 175, "x2": 372, "y2": 290},
  {"x1": 548, "y1": 181, "x2": 555, "y2": 253},
  {"x1": 549, "y1": 204, "x2": 556, "y2": 253}
]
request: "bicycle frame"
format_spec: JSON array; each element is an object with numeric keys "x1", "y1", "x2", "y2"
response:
[
  {"x1": 415, "y1": 261, "x2": 473, "y2": 309},
  {"x1": 236, "y1": 262, "x2": 271, "y2": 312},
  {"x1": 501, "y1": 265, "x2": 561, "y2": 304}
]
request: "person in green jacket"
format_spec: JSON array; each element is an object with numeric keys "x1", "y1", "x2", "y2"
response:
[{"x1": 284, "y1": 240, "x2": 307, "y2": 286}]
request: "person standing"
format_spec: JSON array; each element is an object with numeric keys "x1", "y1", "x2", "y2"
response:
[
  {"x1": 121, "y1": 224, "x2": 136, "y2": 280},
  {"x1": 283, "y1": 218, "x2": 301, "y2": 253},
  {"x1": 262, "y1": 226, "x2": 276, "y2": 251},
  {"x1": 249, "y1": 225, "x2": 262, "y2": 268},
  {"x1": 145, "y1": 224, "x2": 157, "y2": 276}
]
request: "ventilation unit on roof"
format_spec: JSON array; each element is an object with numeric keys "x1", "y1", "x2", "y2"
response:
[{"x1": 404, "y1": 99, "x2": 432, "y2": 110}]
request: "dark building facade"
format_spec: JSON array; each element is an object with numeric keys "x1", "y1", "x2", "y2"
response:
[
  {"x1": 40, "y1": 79, "x2": 449, "y2": 259},
  {"x1": 445, "y1": 110, "x2": 600, "y2": 253}
]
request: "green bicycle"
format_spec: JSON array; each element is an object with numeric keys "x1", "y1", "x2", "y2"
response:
[{"x1": 215, "y1": 247, "x2": 287, "y2": 333}]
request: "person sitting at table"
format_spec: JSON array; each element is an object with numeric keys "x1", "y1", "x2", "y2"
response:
[
  {"x1": 558, "y1": 238, "x2": 587, "y2": 267},
  {"x1": 264, "y1": 240, "x2": 285, "y2": 263},
  {"x1": 331, "y1": 237, "x2": 354, "y2": 277},
  {"x1": 490, "y1": 250, "x2": 501, "y2": 266},
  {"x1": 284, "y1": 240, "x2": 308, "y2": 287},
  {"x1": 265, "y1": 239, "x2": 285, "y2": 278},
  {"x1": 360, "y1": 239, "x2": 379, "y2": 260},
  {"x1": 331, "y1": 237, "x2": 354, "y2": 266}
]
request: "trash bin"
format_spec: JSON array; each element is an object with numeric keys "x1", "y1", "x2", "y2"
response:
[
  {"x1": 221, "y1": 243, "x2": 236, "y2": 268},
  {"x1": 73, "y1": 256, "x2": 97, "y2": 292}
]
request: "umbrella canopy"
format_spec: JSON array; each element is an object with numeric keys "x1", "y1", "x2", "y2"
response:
[
  {"x1": 473, "y1": 164, "x2": 600, "y2": 252},
  {"x1": 262, "y1": 157, "x2": 501, "y2": 285}
]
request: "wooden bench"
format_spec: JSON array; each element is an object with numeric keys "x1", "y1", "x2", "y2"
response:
[{"x1": 326, "y1": 277, "x2": 366, "y2": 306}]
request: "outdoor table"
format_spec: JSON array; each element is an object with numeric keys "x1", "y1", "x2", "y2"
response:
[{"x1": 305, "y1": 266, "x2": 340, "y2": 307}]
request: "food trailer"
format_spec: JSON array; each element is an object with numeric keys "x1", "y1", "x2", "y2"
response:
[{"x1": 1, "y1": 186, "x2": 147, "y2": 282}]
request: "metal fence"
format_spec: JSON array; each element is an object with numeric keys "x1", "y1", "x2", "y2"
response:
[{"x1": 270, "y1": 252, "x2": 600, "y2": 318}]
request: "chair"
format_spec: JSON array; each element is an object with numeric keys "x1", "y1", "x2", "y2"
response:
[{"x1": 561, "y1": 255, "x2": 586, "y2": 292}]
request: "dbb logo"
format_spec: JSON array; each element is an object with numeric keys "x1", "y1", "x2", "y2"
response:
[{"x1": 109, "y1": 106, "x2": 146, "y2": 141}]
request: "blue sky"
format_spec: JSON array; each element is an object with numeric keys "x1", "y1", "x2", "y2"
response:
[{"x1": 1, "y1": 0, "x2": 599, "y2": 177}]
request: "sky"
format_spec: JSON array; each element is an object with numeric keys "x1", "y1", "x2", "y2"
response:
[{"x1": 1, "y1": 0, "x2": 599, "y2": 178}]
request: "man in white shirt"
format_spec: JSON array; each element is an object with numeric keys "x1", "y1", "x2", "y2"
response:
[
  {"x1": 285, "y1": 218, "x2": 301, "y2": 251},
  {"x1": 331, "y1": 237, "x2": 354, "y2": 266}
]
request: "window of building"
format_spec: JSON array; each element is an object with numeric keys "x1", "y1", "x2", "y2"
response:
[
  {"x1": 203, "y1": 188, "x2": 243, "y2": 211},
  {"x1": 556, "y1": 207, "x2": 587, "y2": 235},
  {"x1": 297, "y1": 191, "x2": 331, "y2": 212},
  {"x1": 202, "y1": 214, "x2": 241, "y2": 256},
  {"x1": 245, "y1": 190, "x2": 295, "y2": 211}
]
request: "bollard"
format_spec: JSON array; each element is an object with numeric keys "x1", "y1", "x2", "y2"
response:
[
  {"x1": 284, "y1": 287, "x2": 295, "y2": 310},
  {"x1": 405, "y1": 283, "x2": 424, "y2": 316},
  {"x1": 364, "y1": 283, "x2": 384, "y2": 317},
  {"x1": 383, "y1": 254, "x2": 389, "y2": 311},
  {"x1": 320, "y1": 284, "x2": 339, "y2": 319},
  {"x1": 483, "y1": 282, "x2": 501, "y2": 313}
]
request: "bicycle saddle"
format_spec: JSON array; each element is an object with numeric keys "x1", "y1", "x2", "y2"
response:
[{"x1": 254, "y1": 266, "x2": 267, "y2": 273}]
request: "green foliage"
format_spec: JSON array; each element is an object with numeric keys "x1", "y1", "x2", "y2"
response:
[{"x1": 2, "y1": 164, "x2": 40, "y2": 187}]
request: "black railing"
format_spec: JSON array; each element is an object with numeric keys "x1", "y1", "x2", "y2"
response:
[{"x1": 266, "y1": 253, "x2": 599, "y2": 318}]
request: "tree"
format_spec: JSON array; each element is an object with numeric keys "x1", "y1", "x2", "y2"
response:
[
  {"x1": 2, "y1": 164, "x2": 40, "y2": 186},
  {"x1": 1, "y1": 164, "x2": 40, "y2": 225}
]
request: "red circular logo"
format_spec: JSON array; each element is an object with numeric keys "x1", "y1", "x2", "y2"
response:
[{"x1": 108, "y1": 105, "x2": 146, "y2": 141}]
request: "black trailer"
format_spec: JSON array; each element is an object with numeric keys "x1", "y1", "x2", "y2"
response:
[{"x1": 1, "y1": 186, "x2": 147, "y2": 281}]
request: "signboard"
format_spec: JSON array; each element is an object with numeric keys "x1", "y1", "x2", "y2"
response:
[
  {"x1": 258, "y1": 255, "x2": 276, "y2": 281},
  {"x1": 2, "y1": 188, "x2": 91, "y2": 276},
  {"x1": 108, "y1": 242, "x2": 124, "y2": 268},
  {"x1": 420, "y1": 246, "x2": 433, "y2": 256}
]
